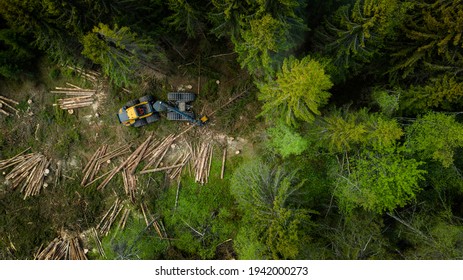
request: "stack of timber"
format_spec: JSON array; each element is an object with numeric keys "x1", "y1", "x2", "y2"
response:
[
  {"x1": 52, "y1": 83, "x2": 96, "y2": 110},
  {"x1": 0, "y1": 150, "x2": 50, "y2": 199},
  {"x1": 80, "y1": 144, "x2": 130, "y2": 187},
  {"x1": 0, "y1": 95, "x2": 19, "y2": 117},
  {"x1": 121, "y1": 168, "x2": 137, "y2": 202},
  {"x1": 35, "y1": 236, "x2": 87, "y2": 260},
  {"x1": 193, "y1": 142, "x2": 213, "y2": 185},
  {"x1": 86, "y1": 134, "x2": 195, "y2": 201}
]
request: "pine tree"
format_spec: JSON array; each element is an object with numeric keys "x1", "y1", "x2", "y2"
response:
[
  {"x1": 391, "y1": 0, "x2": 463, "y2": 79},
  {"x1": 318, "y1": 108, "x2": 403, "y2": 153},
  {"x1": 315, "y1": 0, "x2": 407, "y2": 78},
  {"x1": 166, "y1": 0, "x2": 205, "y2": 38},
  {"x1": 258, "y1": 55, "x2": 333, "y2": 126},
  {"x1": 234, "y1": 14, "x2": 292, "y2": 77},
  {"x1": 399, "y1": 75, "x2": 463, "y2": 113},
  {"x1": 266, "y1": 121, "x2": 309, "y2": 158},
  {"x1": 231, "y1": 160, "x2": 314, "y2": 259},
  {"x1": 211, "y1": 0, "x2": 306, "y2": 77},
  {"x1": 81, "y1": 23, "x2": 164, "y2": 87}
]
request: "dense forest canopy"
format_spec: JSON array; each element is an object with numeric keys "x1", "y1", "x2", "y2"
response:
[{"x1": 1, "y1": 0, "x2": 463, "y2": 260}]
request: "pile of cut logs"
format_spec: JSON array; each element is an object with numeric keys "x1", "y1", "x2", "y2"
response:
[
  {"x1": 96, "y1": 135, "x2": 156, "y2": 201},
  {"x1": 83, "y1": 134, "x2": 184, "y2": 201},
  {"x1": 80, "y1": 144, "x2": 131, "y2": 187},
  {"x1": 36, "y1": 236, "x2": 87, "y2": 260},
  {"x1": 52, "y1": 83, "x2": 96, "y2": 110},
  {"x1": 0, "y1": 149, "x2": 50, "y2": 199},
  {"x1": 0, "y1": 95, "x2": 19, "y2": 117},
  {"x1": 141, "y1": 134, "x2": 190, "y2": 180},
  {"x1": 192, "y1": 142, "x2": 213, "y2": 185},
  {"x1": 82, "y1": 134, "x2": 217, "y2": 201}
]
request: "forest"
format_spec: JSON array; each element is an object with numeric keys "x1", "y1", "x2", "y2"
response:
[{"x1": 1, "y1": 0, "x2": 463, "y2": 260}]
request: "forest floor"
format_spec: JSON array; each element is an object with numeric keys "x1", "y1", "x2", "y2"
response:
[{"x1": 0, "y1": 55, "x2": 263, "y2": 259}]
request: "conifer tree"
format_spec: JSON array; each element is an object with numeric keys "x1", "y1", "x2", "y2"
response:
[
  {"x1": 399, "y1": 75, "x2": 463, "y2": 113},
  {"x1": 258, "y1": 55, "x2": 333, "y2": 127},
  {"x1": 315, "y1": 0, "x2": 406, "y2": 78},
  {"x1": 81, "y1": 23, "x2": 164, "y2": 87},
  {"x1": 231, "y1": 160, "x2": 313, "y2": 259},
  {"x1": 391, "y1": 0, "x2": 463, "y2": 79}
]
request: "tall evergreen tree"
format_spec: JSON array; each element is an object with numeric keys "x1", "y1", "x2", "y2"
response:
[
  {"x1": 390, "y1": 0, "x2": 463, "y2": 79},
  {"x1": 258, "y1": 55, "x2": 333, "y2": 126},
  {"x1": 81, "y1": 23, "x2": 164, "y2": 87}
]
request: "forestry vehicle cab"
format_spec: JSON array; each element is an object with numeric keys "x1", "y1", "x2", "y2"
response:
[{"x1": 117, "y1": 92, "x2": 208, "y2": 127}]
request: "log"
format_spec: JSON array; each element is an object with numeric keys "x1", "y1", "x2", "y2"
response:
[
  {"x1": 174, "y1": 180, "x2": 181, "y2": 210},
  {"x1": 81, "y1": 145, "x2": 106, "y2": 186},
  {"x1": 140, "y1": 163, "x2": 185, "y2": 174},
  {"x1": 0, "y1": 108, "x2": 10, "y2": 116},
  {"x1": 220, "y1": 148, "x2": 226, "y2": 179},
  {"x1": 0, "y1": 148, "x2": 31, "y2": 169},
  {"x1": 51, "y1": 91, "x2": 95, "y2": 96},
  {"x1": 97, "y1": 135, "x2": 153, "y2": 190},
  {"x1": 97, "y1": 144, "x2": 131, "y2": 163},
  {"x1": 143, "y1": 134, "x2": 175, "y2": 170},
  {"x1": 65, "y1": 83, "x2": 83, "y2": 89},
  {"x1": 0, "y1": 95, "x2": 19, "y2": 105},
  {"x1": 92, "y1": 228, "x2": 105, "y2": 257},
  {"x1": 118, "y1": 208, "x2": 130, "y2": 230},
  {"x1": 206, "y1": 145, "x2": 213, "y2": 184},
  {"x1": 0, "y1": 100, "x2": 19, "y2": 113},
  {"x1": 54, "y1": 87, "x2": 94, "y2": 91}
]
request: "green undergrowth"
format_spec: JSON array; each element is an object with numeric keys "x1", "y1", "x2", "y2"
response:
[
  {"x1": 156, "y1": 151, "x2": 241, "y2": 259},
  {"x1": 94, "y1": 212, "x2": 169, "y2": 260}
]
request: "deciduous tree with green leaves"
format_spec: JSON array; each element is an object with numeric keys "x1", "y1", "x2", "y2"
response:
[
  {"x1": 266, "y1": 121, "x2": 309, "y2": 158},
  {"x1": 406, "y1": 112, "x2": 463, "y2": 168},
  {"x1": 258, "y1": 55, "x2": 333, "y2": 127},
  {"x1": 335, "y1": 146, "x2": 426, "y2": 214}
]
